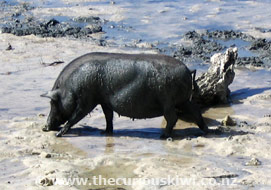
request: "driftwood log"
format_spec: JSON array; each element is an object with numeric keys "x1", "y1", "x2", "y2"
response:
[{"x1": 193, "y1": 47, "x2": 238, "y2": 106}]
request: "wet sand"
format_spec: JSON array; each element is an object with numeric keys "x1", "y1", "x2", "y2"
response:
[{"x1": 1, "y1": 0, "x2": 271, "y2": 190}]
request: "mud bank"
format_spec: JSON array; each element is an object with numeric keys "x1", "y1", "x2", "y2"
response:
[
  {"x1": 0, "y1": 1, "x2": 103, "y2": 38},
  {"x1": 1, "y1": 16, "x2": 102, "y2": 38},
  {"x1": 172, "y1": 30, "x2": 271, "y2": 68}
]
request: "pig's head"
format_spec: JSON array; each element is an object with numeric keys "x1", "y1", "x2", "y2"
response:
[{"x1": 41, "y1": 90, "x2": 67, "y2": 131}]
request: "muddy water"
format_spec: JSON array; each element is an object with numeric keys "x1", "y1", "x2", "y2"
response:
[
  {"x1": 1, "y1": 0, "x2": 271, "y2": 189},
  {"x1": 57, "y1": 1, "x2": 271, "y2": 188},
  {"x1": 96, "y1": 0, "x2": 271, "y2": 44},
  {"x1": 231, "y1": 69, "x2": 271, "y2": 120}
]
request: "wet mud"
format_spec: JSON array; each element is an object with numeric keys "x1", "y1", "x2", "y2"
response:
[
  {"x1": 1, "y1": 2, "x2": 271, "y2": 69},
  {"x1": 1, "y1": 1, "x2": 271, "y2": 189},
  {"x1": 172, "y1": 30, "x2": 271, "y2": 68},
  {"x1": 0, "y1": 1, "x2": 103, "y2": 38}
]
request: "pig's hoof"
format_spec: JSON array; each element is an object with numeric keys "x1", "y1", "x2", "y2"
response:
[
  {"x1": 42, "y1": 127, "x2": 49, "y2": 132},
  {"x1": 100, "y1": 130, "x2": 113, "y2": 136},
  {"x1": 105, "y1": 133, "x2": 113, "y2": 137},
  {"x1": 55, "y1": 131, "x2": 63, "y2": 137},
  {"x1": 199, "y1": 124, "x2": 209, "y2": 133},
  {"x1": 42, "y1": 125, "x2": 50, "y2": 132},
  {"x1": 201, "y1": 128, "x2": 209, "y2": 135},
  {"x1": 42, "y1": 125, "x2": 60, "y2": 132}
]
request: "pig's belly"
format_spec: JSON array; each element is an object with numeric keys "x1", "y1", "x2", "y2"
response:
[
  {"x1": 112, "y1": 104, "x2": 164, "y2": 119},
  {"x1": 109, "y1": 93, "x2": 164, "y2": 119}
]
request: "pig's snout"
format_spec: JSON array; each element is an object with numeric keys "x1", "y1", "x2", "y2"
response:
[
  {"x1": 42, "y1": 124, "x2": 50, "y2": 132},
  {"x1": 42, "y1": 123, "x2": 60, "y2": 131},
  {"x1": 43, "y1": 116, "x2": 62, "y2": 132}
]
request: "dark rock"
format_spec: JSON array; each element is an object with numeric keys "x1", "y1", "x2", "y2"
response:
[
  {"x1": 248, "y1": 39, "x2": 271, "y2": 67},
  {"x1": 45, "y1": 19, "x2": 60, "y2": 28},
  {"x1": 0, "y1": 2, "x2": 103, "y2": 38},
  {"x1": 170, "y1": 30, "x2": 271, "y2": 68},
  {"x1": 73, "y1": 16, "x2": 102, "y2": 24},
  {"x1": 249, "y1": 38, "x2": 271, "y2": 50},
  {"x1": 206, "y1": 30, "x2": 255, "y2": 41},
  {"x1": 184, "y1": 30, "x2": 201, "y2": 40},
  {"x1": 236, "y1": 57, "x2": 264, "y2": 67},
  {"x1": 1, "y1": 17, "x2": 102, "y2": 38},
  {"x1": 20, "y1": 2, "x2": 35, "y2": 11},
  {"x1": 42, "y1": 61, "x2": 65, "y2": 67},
  {"x1": 173, "y1": 31, "x2": 224, "y2": 62},
  {"x1": 6, "y1": 43, "x2": 13, "y2": 51}
]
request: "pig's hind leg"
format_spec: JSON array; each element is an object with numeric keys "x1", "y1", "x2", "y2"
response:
[
  {"x1": 181, "y1": 101, "x2": 208, "y2": 134},
  {"x1": 101, "y1": 104, "x2": 113, "y2": 135},
  {"x1": 56, "y1": 101, "x2": 97, "y2": 137},
  {"x1": 160, "y1": 107, "x2": 178, "y2": 139}
]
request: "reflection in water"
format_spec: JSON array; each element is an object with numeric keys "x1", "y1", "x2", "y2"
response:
[
  {"x1": 68, "y1": 103, "x2": 236, "y2": 158},
  {"x1": 161, "y1": 104, "x2": 234, "y2": 132},
  {"x1": 202, "y1": 105, "x2": 234, "y2": 126},
  {"x1": 105, "y1": 137, "x2": 115, "y2": 154}
]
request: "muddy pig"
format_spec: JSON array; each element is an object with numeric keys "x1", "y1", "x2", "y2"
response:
[{"x1": 41, "y1": 52, "x2": 208, "y2": 138}]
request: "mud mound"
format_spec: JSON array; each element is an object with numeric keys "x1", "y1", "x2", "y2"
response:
[{"x1": 0, "y1": 2, "x2": 103, "y2": 38}]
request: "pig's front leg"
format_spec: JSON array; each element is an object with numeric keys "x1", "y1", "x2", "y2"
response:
[{"x1": 55, "y1": 102, "x2": 95, "y2": 137}]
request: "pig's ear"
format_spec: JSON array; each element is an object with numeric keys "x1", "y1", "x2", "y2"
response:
[{"x1": 40, "y1": 90, "x2": 59, "y2": 101}]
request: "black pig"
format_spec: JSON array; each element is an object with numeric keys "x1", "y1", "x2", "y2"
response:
[{"x1": 41, "y1": 52, "x2": 208, "y2": 138}]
